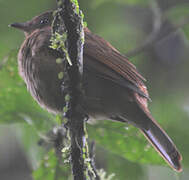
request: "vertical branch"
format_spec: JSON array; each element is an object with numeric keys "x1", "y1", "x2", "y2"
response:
[
  {"x1": 52, "y1": 0, "x2": 86, "y2": 179},
  {"x1": 51, "y1": 1, "x2": 99, "y2": 179}
]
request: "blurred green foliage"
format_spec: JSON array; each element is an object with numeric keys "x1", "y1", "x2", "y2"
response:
[
  {"x1": 92, "y1": 0, "x2": 149, "y2": 8},
  {"x1": 33, "y1": 150, "x2": 71, "y2": 180},
  {"x1": 1, "y1": 0, "x2": 189, "y2": 179}
]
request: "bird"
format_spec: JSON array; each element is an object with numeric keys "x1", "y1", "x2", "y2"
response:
[{"x1": 10, "y1": 11, "x2": 182, "y2": 171}]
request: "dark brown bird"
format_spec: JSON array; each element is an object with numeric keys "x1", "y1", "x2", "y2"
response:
[{"x1": 10, "y1": 11, "x2": 182, "y2": 171}]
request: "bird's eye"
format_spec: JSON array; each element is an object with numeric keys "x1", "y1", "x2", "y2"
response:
[{"x1": 40, "y1": 18, "x2": 49, "y2": 24}]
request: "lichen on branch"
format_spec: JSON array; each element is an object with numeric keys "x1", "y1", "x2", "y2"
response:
[{"x1": 50, "y1": 0, "x2": 99, "y2": 179}]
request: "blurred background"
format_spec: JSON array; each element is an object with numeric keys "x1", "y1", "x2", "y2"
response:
[{"x1": 1, "y1": 0, "x2": 189, "y2": 179}]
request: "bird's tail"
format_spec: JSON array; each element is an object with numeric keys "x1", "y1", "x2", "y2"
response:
[{"x1": 140, "y1": 117, "x2": 182, "y2": 172}]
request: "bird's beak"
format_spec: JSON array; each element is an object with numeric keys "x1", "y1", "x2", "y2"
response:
[{"x1": 9, "y1": 22, "x2": 28, "y2": 32}]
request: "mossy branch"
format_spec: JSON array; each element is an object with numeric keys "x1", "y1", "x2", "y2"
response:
[{"x1": 51, "y1": 0, "x2": 99, "y2": 179}]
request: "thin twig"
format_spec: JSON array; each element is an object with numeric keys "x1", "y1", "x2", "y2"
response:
[
  {"x1": 89, "y1": 141, "x2": 100, "y2": 180},
  {"x1": 127, "y1": 0, "x2": 162, "y2": 57},
  {"x1": 126, "y1": 2, "x2": 189, "y2": 58}
]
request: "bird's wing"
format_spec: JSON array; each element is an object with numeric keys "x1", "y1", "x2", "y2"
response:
[
  {"x1": 84, "y1": 29, "x2": 182, "y2": 171},
  {"x1": 84, "y1": 28, "x2": 149, "y2": 99}
]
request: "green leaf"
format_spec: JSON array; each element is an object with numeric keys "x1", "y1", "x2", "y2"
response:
[
  {"x1": 88, "y1": 120, "x2": 164, "y2": 167},
  {"x1": 33, "y1": 150, "x2": 71, "y2": 180}
]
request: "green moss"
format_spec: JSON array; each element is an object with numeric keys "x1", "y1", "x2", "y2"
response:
[
  {"x1": 83, "y1": 21, "x2": 87, "y2": 28},
  {"x1": 49, "y1": 32, "x2": 67, "y2": 50},
  {"x1": 71, "y1": 0, "x2": 80, "y2": 14},
  {"x1": 64, "y1": 49, "x2": 72, "y2": 66},
  {"x1": 63, "y1": 106, "x2": 68, "y2": 113},
  {"x1": 56, "y1": 58, "x2": 63, "y2": 64},
  {"x1": 65, "y1": 94, "x2": 71, "y2": 102},
  {"x1": 58, "y1": 72, "x2": 64, "y2": 79},
  {"x1": 50, "y1": 32, "x2": 72, "y2": 66}
]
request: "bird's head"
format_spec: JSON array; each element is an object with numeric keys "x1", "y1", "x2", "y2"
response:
[{"x1": 10, "y1": 11, "x2": 53, "y2": 36}]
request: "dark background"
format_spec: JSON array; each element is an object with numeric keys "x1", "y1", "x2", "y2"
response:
[{"x1": 1, "y1": 0, "x2": 189, "y2": 179}]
